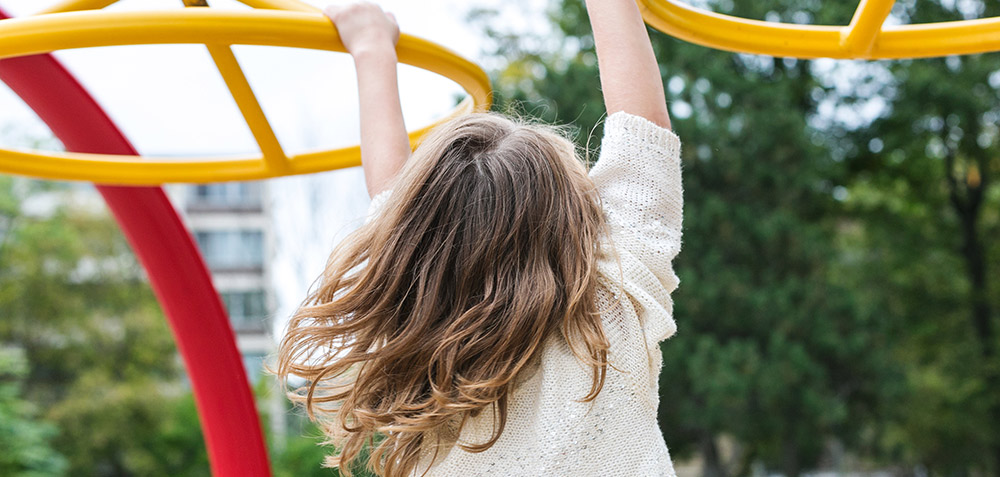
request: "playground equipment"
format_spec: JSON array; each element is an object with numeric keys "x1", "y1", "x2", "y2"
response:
[
  {"x1": 0, "y1": 2, "x2": 491, "y2": 184},
  {"x1": 0, "y1": 0, "x2": 490, "y2": 475},
  {"x1": 637, "y1": 0, "x2": 1000, "y2": 59}
]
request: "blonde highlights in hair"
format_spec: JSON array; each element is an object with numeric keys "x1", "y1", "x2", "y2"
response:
[{"x1": 277, "y1": 112, "x2": 611, "y2": 477}]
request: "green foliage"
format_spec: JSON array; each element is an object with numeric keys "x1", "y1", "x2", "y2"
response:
[
  {"x1": 0, "y1": 346, "x2": 67, "y2": 477},
  {"x1": 270, "y1": 417, "x2": 342, "y2": 477},
  {"x1": 0, "y1": 176, "x2": 198, "y2": 476},
  {"x1": 267, "y1": 391, "x2": 378, "y2": 477},
  {"x1": 144, "y1": 393, "x2": 211, "y2": 477},
  {"x1": 836, "y1": 2, "x2": 1000, "y2": 473}
]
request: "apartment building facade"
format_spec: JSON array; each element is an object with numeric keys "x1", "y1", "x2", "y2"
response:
[{"x1": 168, "y1": 180, "x2": 285, "y2": 438}]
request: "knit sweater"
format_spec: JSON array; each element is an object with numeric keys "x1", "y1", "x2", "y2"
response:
[{"x1": 368, "y1": 111, "x2": 683, "y2": 476}]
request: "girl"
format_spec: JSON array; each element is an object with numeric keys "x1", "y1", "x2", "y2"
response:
[{"x1": 277, "y1": 0, "x2": 683, "y2": 476}]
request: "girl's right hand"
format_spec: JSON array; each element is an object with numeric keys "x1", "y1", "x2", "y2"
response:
[{"x1": 324, "y1": 1, "x2": 400, "y2": 57}]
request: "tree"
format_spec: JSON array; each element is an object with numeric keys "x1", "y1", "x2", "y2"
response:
[
  {"x1": 839, "y1": 1, "x2": 1000, "y2": 473},
  {"x1": 0, "y1": 175, "x2": 199, "y2": 476},
  {"x1": 0, "y1": 346, "x2": 67, "y2": 476}
]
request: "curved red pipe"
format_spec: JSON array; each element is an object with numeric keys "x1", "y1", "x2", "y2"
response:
[{"x1": 0, "y1": 7, "x2": 271, "y2": 476}]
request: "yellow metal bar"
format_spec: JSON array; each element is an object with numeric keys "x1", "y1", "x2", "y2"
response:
[
  {"x1": 0, "y1": 9, "x2": 492, "y2": 185},
  {"x1": 877, "y1": 17, "x2": 1000, "y2": 58},
  {"x1": 637, "y1": 0, "x2": 1000, "y2": 59},
  {"x1": 0, "y1": 147, "x2": 268, "y2": 184},
  {"x1": 0, "y1": 11, "x2": 491, "y2": 111},
  {"x1": 637, "y1": 0, "x2": 841, "y2": 58},
  {"x1": 841, "y1": 0, "x2": 896, "y2": 55},
  {"x1": 205, "y1": 44, "x2": 290, "y2": 173},
  {"x1": 36, "y1": 0, "x2": 117, "y2": 15}
]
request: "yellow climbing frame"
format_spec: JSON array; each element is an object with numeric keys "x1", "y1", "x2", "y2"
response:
[
  {"x1": 0, "y1": 0, "x2": 492, "y2": 184},
  {"x1": 637, "y1": 0, "x2": 1000, "y2": 59}
]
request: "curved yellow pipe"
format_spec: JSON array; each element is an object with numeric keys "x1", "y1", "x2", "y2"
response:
[
  {"x1": 841, "y1": 0, "x2": 895, "y2": 56},
  {"x1": 638, "y1": 0, "x2": 1000, "y2": 59},
  {"x1": 0, "y1": 9, "x2": 492, "y2": 184}
]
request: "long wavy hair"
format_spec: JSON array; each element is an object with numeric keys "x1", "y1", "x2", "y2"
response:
[{"x1": 276, "y1": 112, "x2": 611, "y2": 477}]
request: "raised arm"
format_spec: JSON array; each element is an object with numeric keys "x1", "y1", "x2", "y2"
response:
[
  {"x1": 585, "y1": 1, "x2": 682, "y2": 345},
  {"x1": 325, "y1": 2, "x2": 411, "y2": 198},
  {"x1": 586, "y1": 0, "x2": 671, "y2": 129}
]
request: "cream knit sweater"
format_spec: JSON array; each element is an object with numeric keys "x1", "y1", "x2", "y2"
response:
[{"x1": 369, "y1": 111, "x2": 683, "y2": 476}]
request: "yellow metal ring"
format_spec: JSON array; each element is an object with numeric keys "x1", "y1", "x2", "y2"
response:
[
  {"x1": 0, "y1": 9, "x2": 493, "y2": 184},
  {"x1": 638, "y1": 0, "x2": 1000, "y2": 59}
]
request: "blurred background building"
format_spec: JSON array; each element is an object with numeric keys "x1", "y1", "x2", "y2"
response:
[{"x1": 167, "y1": 181, "x2": 287, "y2": 440}]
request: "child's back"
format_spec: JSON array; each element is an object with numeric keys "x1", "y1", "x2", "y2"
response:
[
  {"x1": 278, "y1": 1, "x2": 681, "y2": 476},
  {"x1": 405, "y1": 111, "x2": 683, "y2": 476}
]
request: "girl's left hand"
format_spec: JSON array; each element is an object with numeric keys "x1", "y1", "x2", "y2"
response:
[{"x1": 324, "y1": 1, "x2": 400, "y2": 57}]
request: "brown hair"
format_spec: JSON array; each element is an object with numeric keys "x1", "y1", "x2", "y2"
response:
[{"x1": 276, "y1": 112, "x2": 610, "y2": 477}]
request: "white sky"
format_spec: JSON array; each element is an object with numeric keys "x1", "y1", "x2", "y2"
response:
[{"x1": 0, "y1": 0, "x2": 549, "y2": 341}]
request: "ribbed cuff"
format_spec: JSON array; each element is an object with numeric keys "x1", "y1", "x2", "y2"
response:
[{"x1": 603, "y1": 111, "x2": 681, "y2": 161}]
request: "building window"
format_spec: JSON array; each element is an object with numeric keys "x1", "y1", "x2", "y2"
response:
[
  {"x1": 194, "y1": 230, "x2": 264, "y2": 272},
  {"x1": 221, "y1": 290, "x2": 268, "y2": 332},
  {"x1": 189, "y1": 182, "x2": 262, "y2": 211}
]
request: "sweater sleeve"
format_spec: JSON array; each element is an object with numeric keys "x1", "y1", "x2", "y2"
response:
[{"x1": 590, "y1": 112, "x2": 683, "y2": 342}]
